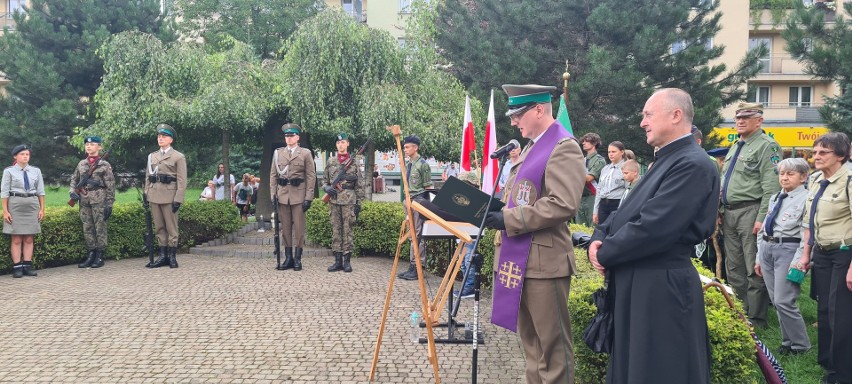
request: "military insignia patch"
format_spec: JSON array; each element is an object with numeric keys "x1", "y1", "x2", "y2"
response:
[{"x1": 770, "y1": 155, "x2": 781, "y2": 164}]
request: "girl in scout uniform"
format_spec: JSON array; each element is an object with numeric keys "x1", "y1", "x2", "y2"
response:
[{"x1": 2, "y1": 145, "x2": 46, "y2": 278}]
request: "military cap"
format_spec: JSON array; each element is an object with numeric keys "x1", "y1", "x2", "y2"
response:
[
  {"x1": 735, "y1": 102, "x2": 764, "y2": 118},
  {"x1": 336, "y1": 133, "x2": 350, "y2": 142},
  {"x1": 282, "y1": 123, "x2": 301, "y2": 136},
  {"x1": 402, "y1": 135, "x2": 421, "y2": 146},
  {"x1": 458, "y1": 170, "x2": 481, "y2": 187},
  {"x1": 707, "y1": 147, "x2": 730, "y2": 158},
  {"x1": 11, "y1": 144, "x2": 30, "y2": 156},
  {"x1": 501, "y1": 84, "x2": 556, "y2": 117},
  {"x1": 157, "y1": 123, "x2": 176, "y2": 139},
  {"x1": 84, "y1": 136, "x2": 102, "y2": 144}
]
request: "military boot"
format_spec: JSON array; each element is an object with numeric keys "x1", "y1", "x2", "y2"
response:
[
  {"x1": 278, "y1": 247, "x2": 294, "y2": 270},
  {"x1": 148, "y1": 247, "x2": 169, "y2": 268},
  {"x1": 293, "y1": 248, "x2": 303, "y2": 271},
  {"x1": 79, "y1": 250, "x2": 96, "y2": 268},
  {"x1": 342, "y1": 252, "x2": 353, "y2": 273},
  {"x1": 12, "y1": 262, "x2": 23, "y2": 278},
  {"x1": 169, "y1": 247, "x2": 179, "y2": 268},
  {"x1": 399, "y1": 264, "x2": 418, "y2": 280},
  {"x1": 90, "y1": 250, "x2": 105, "y2": 268},
  {"x1": 21, "y1": 261, "x2": 38, "y2": 277},
  {"x1": 328, "y1": 252, "x2": 343, "y2": 272}
]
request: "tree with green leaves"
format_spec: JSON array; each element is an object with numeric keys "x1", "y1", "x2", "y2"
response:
[
  {"x1": 432, "y1": 0, "x2": 764, "y2": 161},
  {"x1": 0, "y1": 0, "x2": 171, "y2": 181},
  {"x1": 783, "y1": 2, "x2": 852, "y2": 135},
  {"x1": 173, "y1": 0, "x2": 321, "y2": 59}
]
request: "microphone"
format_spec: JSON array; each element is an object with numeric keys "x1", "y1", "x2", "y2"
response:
[{"x1": 490, "y1": 139, "x2": 520, "y2": 159}]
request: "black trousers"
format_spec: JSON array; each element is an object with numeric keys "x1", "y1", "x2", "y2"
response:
[
  {"x1": 597, "y1": 198, "x2": 621, "y2": 226},
  {"x1": 812, "y1": 247, "x2": 852, "y2": 383}
]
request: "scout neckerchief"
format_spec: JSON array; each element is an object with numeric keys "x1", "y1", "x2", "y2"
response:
[{"x1": 492, "y1": 121, "x2": 572, "y2": 332}]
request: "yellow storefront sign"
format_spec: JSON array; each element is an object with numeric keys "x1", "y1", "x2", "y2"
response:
[{"x1": 711, "y1": 127, "x2": 829, "y2": 147}]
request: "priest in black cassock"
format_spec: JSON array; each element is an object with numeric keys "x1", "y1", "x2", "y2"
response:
[{"x1": 588, "y1": 88, "x2": 719, "y2": 384}]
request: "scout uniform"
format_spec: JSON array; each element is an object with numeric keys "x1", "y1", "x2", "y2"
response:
[
  {"x1": 324, "y1": 133, "x2": 365, "y2": 273},
  {"x1": 579, "y1": 149, "x2": 605, "y2": 227},
  {"x1": 269, "y1": 124, "x2": 316, "y2": 271},
  {"x1": 70, "y1": 136, "x2": 116, "y2": 268},
  {"x1": 397, "y1": 134, "x2": 433, "y2": 281},
  {"x1": 144, "y1": 124, "x2": 187, "y2": 269},
  {"x1": 719, "y1": 102, "x2": 782, "y2": 327},
  {"x1": 2, "y1": 144, "x2": 46, "y2": 278}
]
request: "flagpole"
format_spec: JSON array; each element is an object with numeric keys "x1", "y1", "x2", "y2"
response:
[{"x1": 562, "y1": 61, "x2": 570, "y2": 104}]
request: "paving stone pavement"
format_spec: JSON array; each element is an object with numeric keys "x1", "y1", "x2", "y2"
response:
[{"x1": 0, "y1": 233, "x2": 526, "y2": 383}]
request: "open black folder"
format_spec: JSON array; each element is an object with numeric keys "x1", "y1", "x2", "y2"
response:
[{"x1": 432, "y1": 176, "x2": 505, "y2": 226}]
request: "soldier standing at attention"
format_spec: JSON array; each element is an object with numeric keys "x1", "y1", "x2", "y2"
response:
[
  {"x1": 324, "y1": 133, "x2": 365, "y2": 273},
  {"x1": 397, "y1": 134, "x2": 433, "y2": 281},
  {"x1": 144, "y1": 124, "x2": 187, "y2": 269},
  {"x1": 270, "y1": 124, "x2": 316, "y2": 271},
  {"x1": 719, "y1": 102, "x2": 782, "y2": 328},
  {"x1": 70, "y1": 136, "x2": 115, "y2": 269},
  {"x1": 2, "y1": 145, "x2": 46, "y2": 278}
]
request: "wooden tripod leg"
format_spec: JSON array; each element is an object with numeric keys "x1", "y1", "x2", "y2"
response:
[
  {"x1": 409, "y1": 219, "x2": 441, "y2": 384},
  {"x1": 429, "y1": 242, "x2": 467, "y2": 324},
  {"x1": 369, "y1": 220, "x2": 411, "y2": 381}
]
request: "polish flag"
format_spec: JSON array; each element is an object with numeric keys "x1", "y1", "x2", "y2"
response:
[
  {"x1": 481, "y1": 90, "x2": 498, "y2": 194},
  {"x1": 460, "y1": 95, "x2": 476, "y2": 171}
]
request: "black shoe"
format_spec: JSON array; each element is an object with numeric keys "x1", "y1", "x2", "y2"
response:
[
  {"x1": 22, "y1": 261, "x2": 37, "y2": 277},
  {"x1": 399, "y1": 265, "x2": 419, "y2": 280},
  {"x1": 12, "y1": 263, "x2": 23, "y2": 278},
  {"x1": 278, "y1": 248, "x2": 294, "y2": 270},
  {"x1": 328, "y1": 252, "x2": 343, "y2": 272},
  {"x1": 148, "y1": 247, "x2": 169, "y2": 268},
  {"x1": 169, "y1": 247, "x2": 178, "y2": 268},
  {"x1": 342, "y1": 252, "x2": 352, "y2": 273},
  {"x1": 90, "y1": 250, "x2": 105, "y2": 268},
  {"x1": 294, "y1": 248, "x2": 303, "y2": 271},
  {"x1": 79, "y1": 250, "x2": 96, "y2": 268}
]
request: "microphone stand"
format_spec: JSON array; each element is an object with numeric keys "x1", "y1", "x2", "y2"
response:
[{"x1": 452, "y1": 152, "x2": 509, "y2": 384}]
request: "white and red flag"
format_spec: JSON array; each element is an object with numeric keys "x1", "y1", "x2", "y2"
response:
[
  {"x1": 460, "y1": 95, "x2": 476, "y2": 171},
  {"x1": 481, "y1": 90, "x2": 498, "y2": 194}
]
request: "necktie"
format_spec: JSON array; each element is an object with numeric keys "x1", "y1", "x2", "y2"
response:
[
  {"x1": 23, "y1": 169, "x2": 30, "y2": 191},
  {"x1": 721, "y1": 140, "x2": 746, "y2": 205},
  {"x1": 808, "y1": 179, "x2": 831, "y2": 246},
  {"x1": 764, "y1": 192, "x2": 787, "y2": 237}
]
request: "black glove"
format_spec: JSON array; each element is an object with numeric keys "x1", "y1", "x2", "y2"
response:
[
  {"x1": 323, "y1": 185, "x2": 338, "y2": 198},
  {"x1": 354, "y1": 204, "x2": 361, "y2": 219},
  {"x1": 172, "y1": 202, "x2": 181, "y2": 213},
  {"x1": 142, "y1": 194, "x2": 149, "y2": 209},
  {"x1": 70, "y1": 192, "x2": 81, "y2": 201},
  {"x1": 302, "y1": 200, "x2": 312, "y2": 212},
  {"x1": 484, "y1": 211, "x2": 506, "y2": 230},
  {"x1": 104, "y1": 205, "x2": 113, "y2": 221}
]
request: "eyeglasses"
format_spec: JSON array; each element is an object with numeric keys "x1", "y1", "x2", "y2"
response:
[
  {"x1": 812, "y1": 150, "x2": 835, "y2": 156},
  {"x1": 510, "y1": 106, "x2": 535, "y2": 122}
]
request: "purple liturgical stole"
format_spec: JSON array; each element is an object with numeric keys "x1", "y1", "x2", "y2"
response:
[{"x1": 492, "y1": 121, "x2": 571, "y2": 332}]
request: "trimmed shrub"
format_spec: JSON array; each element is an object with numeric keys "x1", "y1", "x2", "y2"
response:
[{"x1": 1, "y1": 200, "x2": 241, "y2": 273}]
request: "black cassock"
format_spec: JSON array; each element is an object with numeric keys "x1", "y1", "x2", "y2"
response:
[{"x1": 591, "y1": 135, "x2": 720, "y2": 384}]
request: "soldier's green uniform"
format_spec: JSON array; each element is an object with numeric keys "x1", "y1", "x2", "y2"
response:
[
  {"x1": 69, "y1": 136, "x2": 115, "y2": 268},
  {"x1": 324, "y1": 133, "x2": 366, "y2": 273},
  {"x1": 720, "y1": 102, "x2": 782, "y2": 327},
  {"x1": 579, "y1": 151, "x2": 605, "y2": 227},
  {"x1": 398, "y1": 135, "x2": 433, "y2": 281}
]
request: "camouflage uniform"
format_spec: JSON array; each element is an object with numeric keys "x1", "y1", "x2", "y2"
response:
[
  {"x1": 324, "y1": 154, "x2": 365, "y2": 254},
  {"x1": 70, "y1": 157, "x2": 116, "y2": 252}
]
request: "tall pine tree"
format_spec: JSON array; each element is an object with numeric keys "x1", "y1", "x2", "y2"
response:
[{"x1": 0, "y1": 0, "x2": 171, "y2": 180}]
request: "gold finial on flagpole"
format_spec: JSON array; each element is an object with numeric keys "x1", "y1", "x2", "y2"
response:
[{"x1": 562, "y1": 60, "x2": 570, "y2": 104}]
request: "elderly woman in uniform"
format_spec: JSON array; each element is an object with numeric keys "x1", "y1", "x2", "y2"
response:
[
  {"x1": 2, "y1": 145, "x2": 46, "y2": 278},
  {"x1": 799, "y1": 132, "x2": 852, "y2": 384},
  {"x1": 754, "y1": 158, "x2": 812, "y2": 355}
]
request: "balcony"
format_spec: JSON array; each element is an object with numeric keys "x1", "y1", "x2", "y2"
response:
[
  {"x1": 749, "y1": 5, "x2": 837, "y2": 31},
  {"x1": 753, "y1": 54, "x2": 827, "y2": 81},
  {"x1": 759, "y1": 102, "x2": 824, "y2": 123},
  {"x1": 1, "y1": 13, "x2": 16, "y2": 31}
]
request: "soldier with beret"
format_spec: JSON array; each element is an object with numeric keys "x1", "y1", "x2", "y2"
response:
[
  {"x1": 720, "y1": 102, "x2": 782, "y2": 328},
  {"x1": 70, "y1": 136, "x2": 116, "y2": 268},
  {"x1": 2, "y1": 145, "x2": 46, "y2": 278},
  {"x1": 398, "y1": 134, "x2": 433, "y2": 281},
  {"x1": 324, "y1": 133, "x2": 365, "y2": 273},
  {"x1": 270, "y1": 124, "x2": 316, "y2": 271},
  {"x1": 144, "y1": 124, "x2": 187, "y2": 269}
]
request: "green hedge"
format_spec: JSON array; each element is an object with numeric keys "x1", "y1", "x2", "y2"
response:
[{"x1": 1, "y1": 200, "x2": 242, "y2": 273}]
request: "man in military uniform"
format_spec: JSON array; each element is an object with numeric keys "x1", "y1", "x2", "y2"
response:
[
  {"x1": 323, "y1": 133, "x2": 365, "y2": 273},
  {"x1": 70, "y1": 136, "x2": 115, "y2": 268},
  {"x1": 398, "y1": 134, "x2": 433, "y2": 281},
  {"x1": 270, "y1": 124, "x2": 316, "y2": 271},
  {"x1": 144, "y1": 124, "x2": 188, "y2": 269},
  {"x1": 578, "y1": 132, "x2": 605, "y2": 227},
  {"x1": 720, "y1": 102, "x2": 782, "y2": 328}
]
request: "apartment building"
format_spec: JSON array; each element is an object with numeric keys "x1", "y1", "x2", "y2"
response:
[
  {"x1": 714, "y1": 0, "x2": 844, "y2": 157},
  {"x1": 324, "y1": 0, "x2": 412, "y2": 46}
]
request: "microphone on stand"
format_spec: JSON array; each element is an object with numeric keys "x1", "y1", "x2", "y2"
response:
[{"x1": 490, "y1": 139, "x2": 520, "y2": 159}]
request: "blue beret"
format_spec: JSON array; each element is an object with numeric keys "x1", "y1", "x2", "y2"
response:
[
  {"x1": 84, "y1": 136, "x2": 102, "y2": 144},
  {"x1": 11, "y1": 144, "x2": 30, "y2": 156},
  {"x1": 707, "y1": 147, "x2": 729, "y2": 158}
]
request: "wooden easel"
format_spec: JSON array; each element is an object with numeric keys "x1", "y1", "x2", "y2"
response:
[{"x1": 369, "y1": 125, "x2": 474, "y2": 384}]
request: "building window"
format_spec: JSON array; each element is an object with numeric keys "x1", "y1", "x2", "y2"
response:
[
  {"x1": 749, "y1": 37, "x2": 771, "y2": 74},
  {"x1": 341, "y1": 0, "x2": 363, "y2": 21},
  {"x1": 789, "y1": 86, "x2": 812, "y2": 107},
  {"x1": 400, "y1": 0, "x2": 412, "y2": 14},
  {"x1": 747, "y1": 86, "x2": 771, "y2": 107},
  {"x1": 8, "y1": 0, "x2": 25, "y2": 15},
  {"x1": 397, "y1": 37, "x2": 406, "y2": 48},
  {"x1": 671, "y1": 38, "x2": 713, "y2": 54}
]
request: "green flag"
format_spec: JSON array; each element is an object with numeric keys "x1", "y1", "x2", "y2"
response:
[{"x1": 556, "y1": 94, "x2": 573, "y2": 135}]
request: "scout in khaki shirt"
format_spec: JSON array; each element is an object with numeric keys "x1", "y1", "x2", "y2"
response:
[
  {"x1": 719, "y1": 102, "x2": 782, "y2": 328},
  {"x1": 144, "y1": 124, "x2": 187, "y2": 269}
]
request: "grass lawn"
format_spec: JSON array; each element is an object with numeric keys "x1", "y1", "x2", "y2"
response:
[
  {"x1": 42, "y1": 186, "x2": 204, "y2": 208},
  {"x1": 753, "y1": 275, "x2": 822, "y2": 383}
]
